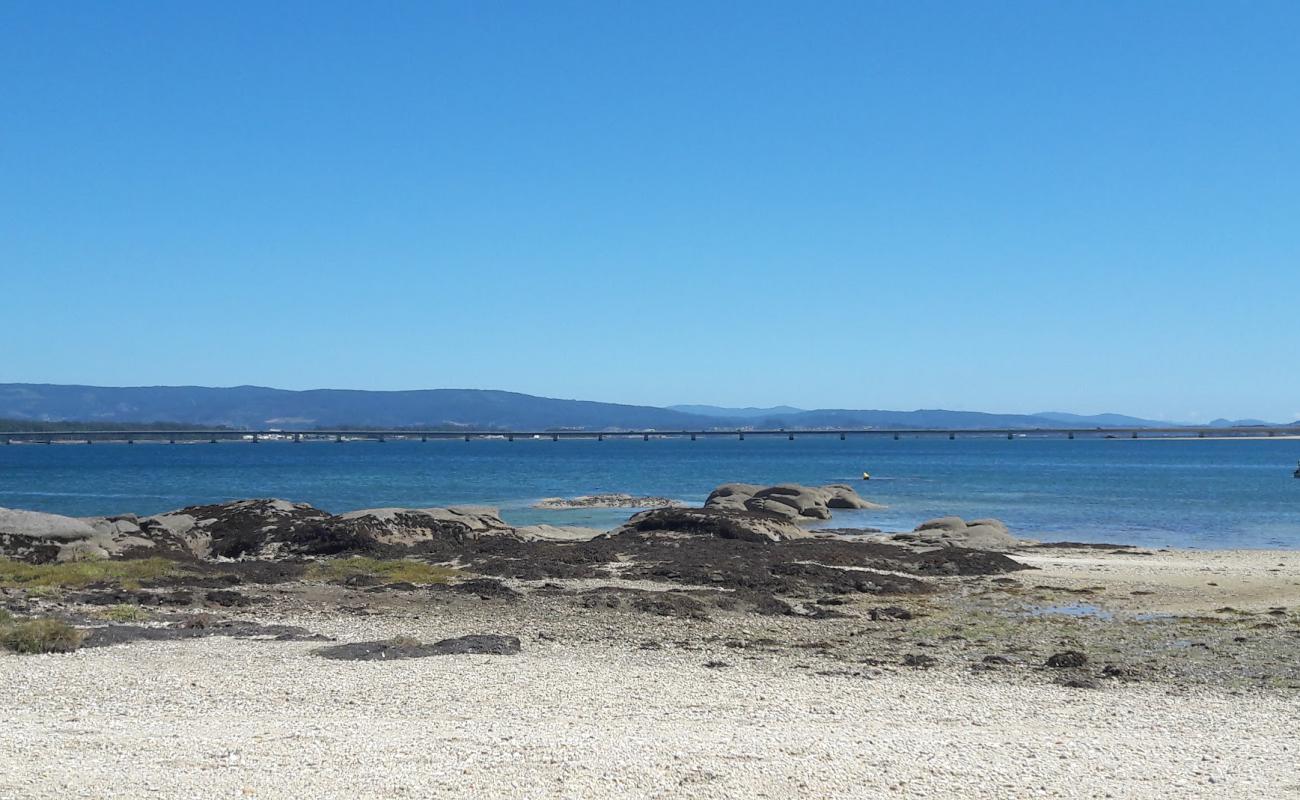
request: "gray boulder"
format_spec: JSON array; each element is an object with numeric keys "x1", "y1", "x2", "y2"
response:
[
  {"x1": 703, "y1": 483, "x2": 763, "y2": 512},
  {"x1": 0, "y1": 507, "x2": 112, "y2": 562},
  {"x1": 0, "y1": 507, "x2": 99, "y2": 541},
  {"x1": 904, "y1": 516, "x2": 1018, "y2": 551},
  {"x1": 823, "y1": 484, "x2": 882, "y2": 509},
  {"x1": 704, "y1": 482, "x2": 883, "y2": 521}
]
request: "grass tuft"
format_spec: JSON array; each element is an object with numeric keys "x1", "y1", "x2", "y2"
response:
[
  {"x1": 0, "y1": 618, "x2": 86, "y2": 654},
  {"x1": 99, "y1": 604, "x2": 151, "y2": 622},
  {"x1": 0, "y1": 557, "x2": 187, "y2": 590},
  {"x1": 306, "y1": 557, "x2": 459, "y2": 585}
]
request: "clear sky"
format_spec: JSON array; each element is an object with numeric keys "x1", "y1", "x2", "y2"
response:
[{"x1": 3, "y1": 2, "x2": 1298, "y2": 422}]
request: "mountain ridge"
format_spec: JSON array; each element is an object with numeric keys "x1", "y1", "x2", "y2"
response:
[{"x1": 0, "y1": 383, "x2": 1282, "y2": 431}]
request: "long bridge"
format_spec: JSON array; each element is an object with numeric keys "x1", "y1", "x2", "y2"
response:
[{"x1": 1, "y1": 426, "x2": 1296, "y2": 445}]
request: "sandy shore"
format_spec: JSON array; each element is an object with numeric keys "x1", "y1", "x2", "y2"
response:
[{"x1": 2, "y1": 547, "x2": 1298, "y2": 799}]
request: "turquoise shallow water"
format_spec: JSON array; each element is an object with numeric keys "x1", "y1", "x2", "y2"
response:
[{"x1": 1, "y1": 437, "x2": 1298, "y2": 549}]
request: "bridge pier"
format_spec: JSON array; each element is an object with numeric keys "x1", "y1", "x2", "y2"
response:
[
  {"x1": 839, "y1": 432, "x2": 845, "y2": 441},
  {"x1": 1007, "y1": 432, "x2": 1013, "y2": 440},
  {"x1": 738, "y1": 432, "x2": 745, "y2": 441},
  {"x1": 464, "y1": 434, "x2": 470, "y2": 442},
  {"x1": 552, "y1": 434, "x2": 558, "y2": 442},
  {"x1": 949, "y1": 433, "x2": 955, "y2": 440},
  {"x1": 643, "y1": 433, "x2": 649, "y2": 442},
  {"x1": 893, "y1": 433, "x2": 899, "y2": 441},
  {"x1": 690, "y1": 433, "x2": 696, "y2": 441},
  {"x1": 788, "y1": 433, "x2": 794, "y2": 441},
  {"x1": 1068, "y1": 432, "x2": 1074, "y2": 440},
  {"x1": 598, "y1": 434, "x2": 604, "y2": 442},
  {"x1": 421, "y1": 435, "x2": 427, "y2": 442}
]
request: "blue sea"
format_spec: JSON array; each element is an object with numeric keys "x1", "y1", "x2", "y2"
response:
[{"x1": 1, "y1": 437, "x2": 1298, "y2": 549}]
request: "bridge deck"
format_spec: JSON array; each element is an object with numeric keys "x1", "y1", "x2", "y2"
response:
[{"x1": 2, "y1": 426, "x2": 1297, "y2": 443}]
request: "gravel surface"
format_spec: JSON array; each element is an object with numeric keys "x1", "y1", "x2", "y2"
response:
[{"x1": 3, "y1": 632, "x2": 1297, "y2": 799}]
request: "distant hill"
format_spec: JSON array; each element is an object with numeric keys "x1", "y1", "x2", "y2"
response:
[
  {"x1": 0, "y1": 384, "x2": 1280, "y2": 431},
  {"x1": 1034, "y1": 411, "x2": 1180, "y2": 428},
  {"x1": 1207, "y1": 418, "x2": 1274, "y2": 428},
  {"x1": 0, "y1": 384, "x2": 714, "y2": 431},
  {"x1": 668, "y1": 404, "x2": 807, "y2": 419}
]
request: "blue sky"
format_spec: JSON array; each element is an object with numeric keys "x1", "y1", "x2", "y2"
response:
[{"x1": 3, "y1": 2, "x2": 1298, "y2": 421}]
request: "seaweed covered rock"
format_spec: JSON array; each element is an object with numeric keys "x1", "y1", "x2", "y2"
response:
[
  {"x1": 612, "y1": 507, "x2": 809, "y2": 543},
  {"x1": 138, "y1": 499, "x2": 331, "y2": 559}
]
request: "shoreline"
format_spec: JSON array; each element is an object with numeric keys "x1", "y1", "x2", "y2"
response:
[
  {"x1": 2, "y1": 544, "x2": 1298, "y2": 799},
  {"x1": 3, "y1": 490, "x2": 1299, "y2": 798}
]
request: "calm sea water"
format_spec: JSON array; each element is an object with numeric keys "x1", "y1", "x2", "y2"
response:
[{"x1": 1, "y1": 437, "x2": 1298, "y2": 549}]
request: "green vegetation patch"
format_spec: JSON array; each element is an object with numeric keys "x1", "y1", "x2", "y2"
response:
[
  {"x1": 0, "y1": 557, "x2": 187, "y2": 590},
  {"x1": 0, "y1": 618, "x2": 86, "y2": 654},
  {"x1": 306, "y1": 557, "x2": 459, "y2": 585},
  {"x1": 99, "y1": 604, "x2": 152, "y2": 622}
]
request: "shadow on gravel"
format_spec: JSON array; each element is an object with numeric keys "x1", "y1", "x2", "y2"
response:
[
  {"x1": 313, "y1": 634, "x2": 521, "y2": 661},
  {"x1": 82, "y1": 619, "x2": 330, "y2": 648}
]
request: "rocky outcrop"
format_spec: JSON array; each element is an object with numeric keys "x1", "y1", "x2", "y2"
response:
[
  {"x1": 0, "y1": 500, "x2": 527, "y2": 563},
  {"x1": 0, "y1": 507, "x2": 124, "y2": 562},
  {"x1": 533, "y1": 494, "x2": 685, "y2": 510},
  {"x1": 137, "y1": 499, "x2": 333, "y2": 559},
  {"x1": 890, "y1": 516, "x2": 1019, "y2": 551},
  {"x1": 0, "y1": 509, "x2": 90, "y2": 562},
  {"x1": 704, "y1": 483, "x2": 883, "y2": 521},
  {"x1": 612, "y1": 507, "x2": 809, "y2": 543},
  {"x1": 323, "y1": 507, "x2": 513, "y2": 550}
]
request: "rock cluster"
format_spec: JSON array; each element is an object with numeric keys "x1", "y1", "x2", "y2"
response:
[
  {"x1": 704, "y1": 483, "x2": 883, "y2": 521},
  {"x1": 533, "y1": 494, "x2": 684, "y2": 510},
  {"x1": 0, "y1": 500, "x2": 530, "y2": 563}
]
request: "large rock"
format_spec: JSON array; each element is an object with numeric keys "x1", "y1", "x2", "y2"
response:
[
  {"x1": 0, "y1": 507, "x2": 111, "y2": 562},
  {"x1": 0, "y1": 507, "x2": 98, "y2": 541},
  {"x1": 141, "y1": 499, "x2": 332, "y2": 559},
  {"x1": 897, "y1": 516, "x2": 1018, "y2": 551},
  {"x1": 823, "y1": 484, "x2": 880, "y2": 509},
  {"x1": 703, "y1": 483, "x2": 764, "y2": 512},
  {"x1": 703, "y1": 482, "x2": 883, "y2": 521},
  {"x1": 612, "y1": 507, "x2": 809, "y2": 543}
]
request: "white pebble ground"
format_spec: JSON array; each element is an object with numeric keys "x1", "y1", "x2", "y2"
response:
[{"x1": 2, "y1": 635, "x2": 1296, "y2": 799}]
